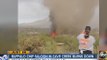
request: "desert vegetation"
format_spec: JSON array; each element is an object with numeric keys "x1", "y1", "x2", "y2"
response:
[{"x1": 18, "y1": 30, "x2": 99, "y2": 54}]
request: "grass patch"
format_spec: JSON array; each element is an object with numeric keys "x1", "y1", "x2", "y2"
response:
[{"x1": 18, "y1": 31, "x2": 99, "y2": 54}]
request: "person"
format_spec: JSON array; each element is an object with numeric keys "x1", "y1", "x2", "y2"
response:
[{"x1": 77, "y1": 26, "x2": 96, "y2": 54}]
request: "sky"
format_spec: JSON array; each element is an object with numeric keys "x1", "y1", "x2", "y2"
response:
[
  {"x1": 89, "y1": 5, "x2": 99, "y2": 29},
  {"x1": 18, "y1": 0, "x2": 50, "y2": 24},
  {"x1": 18, "y1": 0, "x2": 99, "y2": 29}
]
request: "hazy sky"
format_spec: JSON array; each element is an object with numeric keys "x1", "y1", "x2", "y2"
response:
[
  {"x1": 89, "y1": 5, "x2": 99, "y2": 29},
  {"x1": 18, "y1": 0, "x2": 99, "y2": 28},
  {"x1": 18, "y1": 0, "x2": 50, "y2": 24}
]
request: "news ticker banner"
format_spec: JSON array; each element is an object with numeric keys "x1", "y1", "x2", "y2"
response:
[
  {"x1": 0, "y1": 50, "x2": 107, "y2": 60},
  {"x1": 0, "y1": 54, "x2": 98, "y2": 60}
]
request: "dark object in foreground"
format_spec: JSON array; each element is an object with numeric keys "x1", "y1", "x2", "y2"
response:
[{"x1": 79, "y1": 50, "x2": 92, "y2": 54}]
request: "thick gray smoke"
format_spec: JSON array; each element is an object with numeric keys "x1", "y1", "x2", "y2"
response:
[{"x1": 44, "y1": 0, "x2": 99, "y2": 33}]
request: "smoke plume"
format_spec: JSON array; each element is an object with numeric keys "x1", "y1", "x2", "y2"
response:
[{"x1": 44, "y1": 0, "x2": 99, "y2": 33}]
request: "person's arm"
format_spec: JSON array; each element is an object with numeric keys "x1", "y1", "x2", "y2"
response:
[
  {"x1": 77, "y1": 34, "x2": 82, "y2": 40},
  {"x1": 77, "y1": 34, "x2": 84, "y2": 45}
]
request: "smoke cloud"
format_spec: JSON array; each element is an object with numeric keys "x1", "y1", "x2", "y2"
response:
[
  {"x1": 19, "y1": 0, "x2": 99, "y2": 34},
  {"x1": 45, "y1": 0, "x2": 99, "y2": 33}
]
